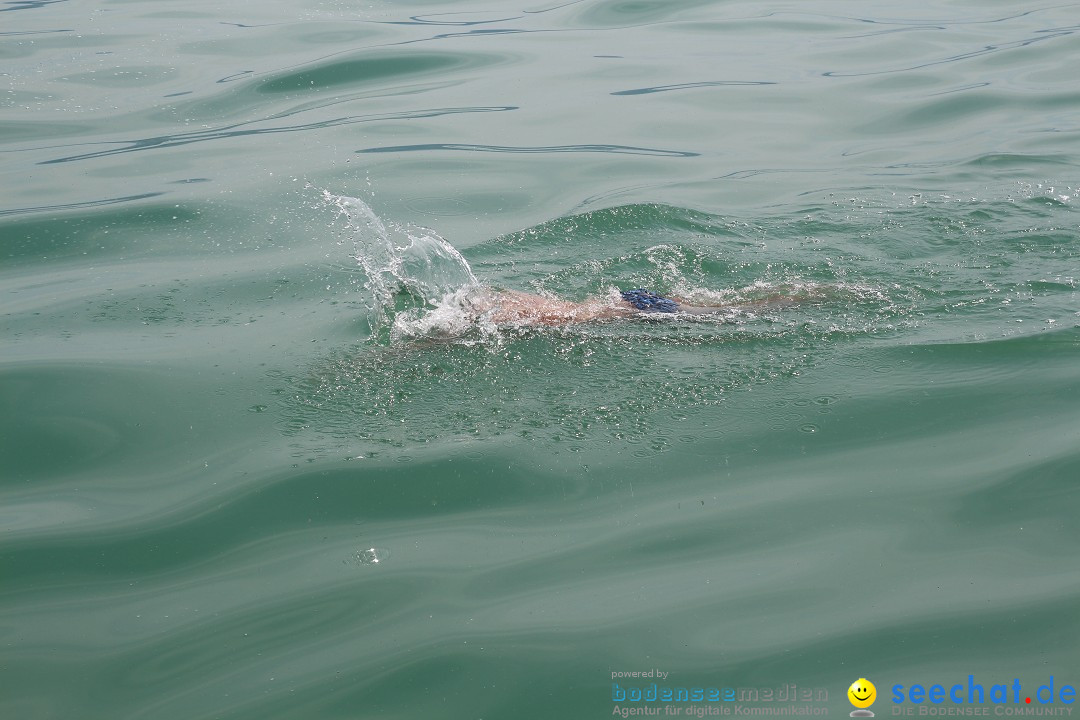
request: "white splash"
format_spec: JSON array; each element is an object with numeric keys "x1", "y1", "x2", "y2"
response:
[{"x1": 323, "y1": 192, "x2": 482, "y2": 341}]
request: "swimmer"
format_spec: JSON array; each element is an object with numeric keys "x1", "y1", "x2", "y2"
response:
[{"x1": 462, "y1": 286, "x2": 819, "y2": 326}]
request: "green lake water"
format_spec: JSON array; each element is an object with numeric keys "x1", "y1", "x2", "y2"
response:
[{"x1": 3, "y1": 1, "x2": 1080, "y2": 718}]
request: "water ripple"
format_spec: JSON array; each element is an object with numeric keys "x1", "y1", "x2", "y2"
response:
[
  {"x1": 33, "y1": 107, "x2": 516, "y2": 165},
  {"x1": 379, "y1": 12, "x2": 524, "y2": 27},
  {"x1": 0, "y1": 27, "x2": 71, "y2": 34},
  {"x1": 611, "y1": 80, "x2": 776, "y2": 96},
  {"x1": 0, "y1": 0, "x2": 68, "y2": 11},
  {"x1": 255, "y1": 50, "x2": 503, "y2": 94},
  {"x1": 357, "y1": 143, "x2": 699, "y2": 157},
  {"x1": 823, "y1": 25, "x2": 1076, "y2": 77},
  {"x1": 0, "y1": 192, "x2": 163, "y2": 218}
]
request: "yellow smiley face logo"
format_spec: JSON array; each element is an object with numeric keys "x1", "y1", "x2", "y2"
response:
[{"x1": 848, "y1": 678, "x2": 876, "y2": 708}]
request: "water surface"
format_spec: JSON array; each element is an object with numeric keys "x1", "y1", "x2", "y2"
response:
[{"x1": 3, "y1": 1, "x2": 1080, "y2": 718}]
